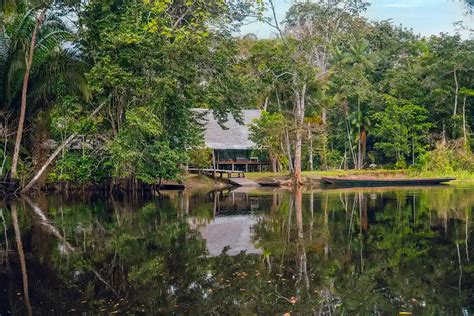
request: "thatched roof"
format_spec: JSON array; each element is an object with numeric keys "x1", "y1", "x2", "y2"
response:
[{"x1": 194, "y1": 109, "x2": 261, "y2": 150}]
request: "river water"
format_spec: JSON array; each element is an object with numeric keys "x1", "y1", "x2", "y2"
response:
[{"x1": 0, "y1": 186, "x2": 473, "y2": 315}]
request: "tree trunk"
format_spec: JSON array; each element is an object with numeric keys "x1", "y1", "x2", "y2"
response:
[
  {"x1": 454, "y1": 68, "x2": 459, "y2": 116},
  {"x1": 263, "y1": 96, "x2": 269, "y2": 111},
  {"x1": 442, "y1": 122, "x2": 447, "y2": 146},
  {"x1": 360, "y1": 127, "x2": 367, "y2": 169},
  {"x1": 357, "y1": 99, "x2": 362, "y2": 169},
  {"x1": 284, "y1": 129, "x2": 294, "y2": 173},
  {"x1": 21, "y1": 103, "x2": 105, "y2": 193},
  {"x1": 270, "y1": 153, "x2": 277, "y2": 173},
  {"x1": 294, "y1": 128, "x2": 303, "y2": 183},
  {"x1": 11, "y1": 9, "x2": 46, "y2": 180},
  {"x1": 321, "y1": 108, "x2": 328, "y2": 171},
  {"x1": 463, "y1": 95, "x2": 468, "y2": 147},
  {"x1": 308, "y1": 123, "x2": 313, "y2": 172},
  {"x1": 344, "y1": 109, "x2": 357, "y2": 169},
  {"x1": 293, "y1": 83, "x2": 306, "y2": 185}
]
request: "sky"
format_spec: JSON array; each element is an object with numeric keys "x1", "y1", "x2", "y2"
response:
[{"x1": 239, "y1": 0, "x2": 474, "y2": 38}]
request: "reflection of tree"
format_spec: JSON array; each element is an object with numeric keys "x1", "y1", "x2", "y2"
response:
[
  {"x1": 11, "y1": 202, "x2": 32, "y2": 316},
  {"x1": 253, "y1": 188, "x2": 474, "y2": 314},
  {"x1": 1, "y1": 188, "x2": 473, "y2": 314}
]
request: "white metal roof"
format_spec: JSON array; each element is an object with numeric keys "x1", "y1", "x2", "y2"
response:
[{"x1": 194, "y1": 109, "x2": 261, "y2": 150}]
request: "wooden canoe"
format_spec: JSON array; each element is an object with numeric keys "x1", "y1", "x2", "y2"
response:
[
  {"x1": 157, "y1": 183, "x2": 186, "y2": 190},
  {"x1": 257, "y1": 180, "x2": 292, "y2": 187},
  {"x1": 321, "y1": 177, "x2": 456, "y2": 187}
]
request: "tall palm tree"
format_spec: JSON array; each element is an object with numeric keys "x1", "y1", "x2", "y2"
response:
[
  {"x1": 1, "y1": 3, "x2": 87, "y2": 181},
  {"x1": 333, "y1": 40, "x2": 375, "y2": 169},
  {"x1": 349, "y1": 41, "x2": 375, "y2": 169}
]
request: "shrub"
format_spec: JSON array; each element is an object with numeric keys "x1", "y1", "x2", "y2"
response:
[
  {"x1": 188, "y1": 148, "x2": 212, "y2": 170},
  {"x1": 419, "y1": 140, "x2": 474, "y2": 173}
]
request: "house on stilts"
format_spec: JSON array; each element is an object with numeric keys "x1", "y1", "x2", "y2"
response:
[{"x1": 193, "y1": 109, "x2": 270, "y2": 172}]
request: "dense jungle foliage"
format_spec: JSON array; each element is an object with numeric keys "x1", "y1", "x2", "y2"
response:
[{"x1": 0, "y1": 0, "x2": 474, "y2": 190}]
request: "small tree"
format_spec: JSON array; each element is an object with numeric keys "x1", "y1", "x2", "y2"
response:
[
  {"x1": 249, "y1": 111, "x2": 285, "y2": 172},
  {"x1": 371, "y1": 95, "x2": 431, "y2": 167},
  {"x1": 110, "y1": 107, "x2": 186, "y2": 185}
]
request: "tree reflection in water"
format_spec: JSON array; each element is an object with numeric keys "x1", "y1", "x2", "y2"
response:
[{"x1": 0, "y1": 186, "x2": 473, "y2": 314}]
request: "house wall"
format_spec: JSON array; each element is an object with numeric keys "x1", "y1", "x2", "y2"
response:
[{"x1": 215, "y1": 149, "x2": 253, "y2": 162}]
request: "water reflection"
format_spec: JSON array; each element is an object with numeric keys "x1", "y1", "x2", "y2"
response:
[
  {"x1": 0, "y1": 186, "x2": 473, "y2": 314},
  {"x1": 11, "y1": 202, "x2": 32, "y2": 316}
]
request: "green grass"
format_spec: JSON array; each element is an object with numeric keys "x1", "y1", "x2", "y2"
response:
[
  {"x1": 245, "y1": 169, "x2": 408, "y2": 179},
  {"x1": 409, "y1": 170, "x2": 474, "y2": 182},
  {"x1": 245, "y1": 169, "x2": 474, "y2": 183}
]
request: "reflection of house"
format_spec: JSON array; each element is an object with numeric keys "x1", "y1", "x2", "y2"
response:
[
  {"x1": 194, "y1": 109, "x2": 270, "y2": 172},
  {"x1": 199, "y1": 215, "x2": 262, "y2": 256},
  {"x1": 183, "y1": 191, "x2": 276, "y2": 256}
]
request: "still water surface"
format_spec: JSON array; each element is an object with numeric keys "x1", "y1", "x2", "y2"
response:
[{"x1": 0, "y1": 186, "x2": 473, "y2": 315}]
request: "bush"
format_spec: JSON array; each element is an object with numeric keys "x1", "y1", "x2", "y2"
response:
[
  {"x1": 48, "y1": 151, "x2": 111, "y2": 184},
  {"x1": 188, "y1": 148, "x2": 212, "y2": 169},
  {"x1": 418, "y1": 140, "x2": 474, "y2": 173}
]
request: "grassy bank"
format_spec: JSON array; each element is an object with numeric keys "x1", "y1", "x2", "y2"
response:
[
  {"x1": 244, "y1": 169, "x2": 474, "y2": 183},
  {"x1": 245, "y1": 169, "x2": 408, "y2": 180},
  {"x1": 184, "y1": 174, "x2": 230, "y2": 191}
]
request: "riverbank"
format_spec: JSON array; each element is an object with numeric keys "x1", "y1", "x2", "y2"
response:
[
  {"x1": 244, "y1": 169, "x2": 474, "y2": 184},
  {"x1": 16, "y1": 169, "x2": 472, "y2": 195},
  {"x1": 184, "y1": 174, "x2": 230, "y2": 192}
]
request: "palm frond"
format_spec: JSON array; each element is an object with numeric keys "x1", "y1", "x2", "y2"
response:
[{"x1": 28, "y1": 46, "x2": 89, "y2": 111}]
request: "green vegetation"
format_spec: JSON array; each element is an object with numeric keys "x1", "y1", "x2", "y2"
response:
[
  {"x1": 3, "y1": 187, "x2": 473, "y2": 313},
  {"x1": 246, "y1": 2, "x2": 474, "y2": 181},
  {"x1": 0, "y1": 0, "x2": 473, "y2": 192},
  {"x1": 246, "y1": 169, "x2": 474, "y2": 183}
]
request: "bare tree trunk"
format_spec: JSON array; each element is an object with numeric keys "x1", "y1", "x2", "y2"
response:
[
  {"x1": 463, "y1": 95, "x2": 468, "y2": 147},
  {"x1": 442, "y1": 122, "x2": 447, "y2": 146},
  {"x1": 11, "y1": 9, "x2": 46, "y2": 180},
  {"x1": 344, "y1": 102, "x2": 357, "y2": 169},
  {"x1": 294, "y1": 127, "x2": 303, "y2": 184},
  {"x1": 270, "y1": 153, "x2": 277, "y2": 173},
  {"x1": 21, "y1": 103, "x2": 105, "y2": 193},
  {"x1": 284, "y1": 129, "x2": 294, "y2": 173},
  {"x1": 321, "y1": 108, "x2": 328, "y2": 171},
  {"x1": 357, "y1": 99, "x2": 362, "y2": 169},
  {"x1": 263, "y1": 96, "x2": 269, "y2": 111},
  {"x1": 454, "y1": 68, "x2": 459, "y2": 116},
  {"x1": 308, "y1": 123, "x2": 313, "y2": 172},
  {"x1": 361, "y1": 127, "x2": 366, "y2": 169},
  {"x1": 293, "y1": 83, "x2": 306, "y2": 185},
  {"x1": 0, "y1": 115, "x2": 10, "y2": 178}
]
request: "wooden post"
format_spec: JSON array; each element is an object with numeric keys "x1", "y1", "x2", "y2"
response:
[{"x1": 212, "y1": 150, "x2": 216, "y2": 179}]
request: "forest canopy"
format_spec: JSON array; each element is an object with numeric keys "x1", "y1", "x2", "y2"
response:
[{"x1": 0, "y1": 0, "x2": 473, "y2": 190}]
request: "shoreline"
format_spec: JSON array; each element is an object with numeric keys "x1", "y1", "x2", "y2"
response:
[{"x1": 7, "y1": 170, "x2": 474, "y2": 196}]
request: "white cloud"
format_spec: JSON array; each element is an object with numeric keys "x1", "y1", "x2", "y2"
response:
[
  {"x1": 384, "y1": 3, "x2": 417, "y2": 8},
  {"x1": 382, "y1": 0, "x2": 424, "y2": 9}
]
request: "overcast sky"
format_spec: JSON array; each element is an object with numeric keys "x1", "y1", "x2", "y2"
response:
[{"x1": 239, "y1": 0, "x2": 474, "y2": 38}]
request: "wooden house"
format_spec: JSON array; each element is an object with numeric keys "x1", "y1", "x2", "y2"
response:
[{"x1": 193, "y1": 109, "x2": 270, "y2": 172}]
